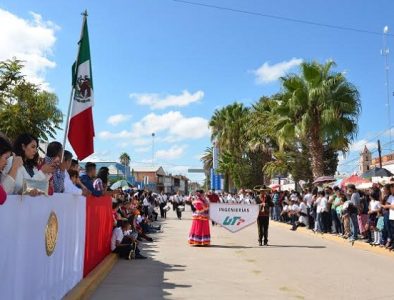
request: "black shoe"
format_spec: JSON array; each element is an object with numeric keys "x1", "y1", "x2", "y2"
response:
[
  {"x1": 135, "y1": 254, "x2": 147, "y2": 259},
  {"x1": 264, "y1": 242, "x2": 268, "y2": 246},
  {"x1": 258, "y1": 241, "x2": 262, "y2": 246}
]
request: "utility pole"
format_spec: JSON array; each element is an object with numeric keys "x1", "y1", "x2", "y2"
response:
[{"x1": 378, "y1": 139, "x2": 382, "y2": 168}]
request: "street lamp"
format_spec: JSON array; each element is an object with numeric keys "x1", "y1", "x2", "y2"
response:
[{"x1": 152, "y1": 132, "x2": 155, "y2": 166}]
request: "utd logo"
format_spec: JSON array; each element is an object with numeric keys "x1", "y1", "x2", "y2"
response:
[{"x1": 223, "y1": 216, "x2": 245, "y2": 226}]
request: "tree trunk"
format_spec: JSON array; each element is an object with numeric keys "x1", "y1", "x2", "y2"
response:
[{"x1": 309, "y1": 134, "x2": 325, "y2": 179}]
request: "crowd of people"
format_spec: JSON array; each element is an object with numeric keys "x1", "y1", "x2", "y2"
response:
[
  {"x1": 0, "y1": 132, "x2": 186, "y2": 260},
  {"x1": 256, "y1": 184, "x2": 394, "y2": 248}
]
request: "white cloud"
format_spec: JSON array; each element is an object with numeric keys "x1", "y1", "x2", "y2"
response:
[
  {"x1": 98, "y1": 130, "x2": 134, "y2": 139},
  {"x1": 130, "y1": 90, "x2": 204, "y2": 110},
  {"x1": 107, "y1": 114, "x2": 132, "y2": 126},
  {"x1": 135, "y1": 146, "x2": 151, "y2": 153},
  {"x1": 0, "y1": 9, "x2": 59, "y2": 90},
  {"x1": 155, "y1": 145, "x2": 186, "y2": 160},
  {"x1": 99, "y1": 111, "x2": 210, "y2": 143},
  {"x1": 349, "y1": 139, "x2": 377, "y2": 152},
  {"x1": 82, "y1": 150, "x2": 113, "y2": 162},
  {"x1": 253, "y1": 58, "x2": 303, "y2": 84},
  {"x1": 166, "y1": 165, "x2": 190, "y2": 176}
]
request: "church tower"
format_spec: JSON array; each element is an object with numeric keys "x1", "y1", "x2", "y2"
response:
[{"x1": 359, "y1": 146, "x2": 372, "y2": 174}]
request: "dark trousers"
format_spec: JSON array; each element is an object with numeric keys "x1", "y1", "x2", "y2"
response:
[
  {"x1": 176, "y1": 207, "x2": 182, "y2": 219},
  {"x1": 321, "y1": 211, "x2": 330, "y2": 233},
  {"x1": 159, "y1": 203, "x2": 167, "y2": 218},
  {"x1": 143, "y1": 205, "x2": 149, "y2": 217},
  {"x1": 257, "y1": 216, "x2": 269, "y2": 244},
  {"x1": 113, "y1": 238, "x2": 139, "y2": 259},
  {"x1": 331, "y1": 209, "x2": 342, "y2": 234}
]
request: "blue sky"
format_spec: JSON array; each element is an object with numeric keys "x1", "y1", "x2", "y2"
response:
[{"x1": 1, "y1": 0, "x2": 394, "y2": 182}]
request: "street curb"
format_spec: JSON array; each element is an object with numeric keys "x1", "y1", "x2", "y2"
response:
[
  {"x1": 271, "y1": 221, "x2": 394, "y2": 258},
  {"x1": 63, "y1": 254, "x2": 118, "y2": 300}
]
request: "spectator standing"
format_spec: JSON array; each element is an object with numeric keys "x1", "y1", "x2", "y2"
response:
[
  {"x1": 368, "y1": 188, "x2": 381, "y2": 245},
  {"x1": 63, "y1": 151, "x2": 89, "y2": 196},
  {"x1": 382, "y1": 184, "x2": 394, "y2": 249},
  {"x1": 44, "y1": 141, "x2": 64, "y2": 194},
  {"x1": 93, "y1": 167, "x2": 109, "y2": 193},
  {"x1": 80, "y1": 162, "x2": 102, "y2": 197},
  {"x1": 0, "y1": 135, "x2": 13, "y2": 205},
  {"x1": 2, "y1": 134, "x2": 53, "y2": 195},
  {"x1": 331, "y1": 187, "x2": 343, "y2": 235},
  {"x1": 381, "y1": 184, "x2": 391, "y2": 247},
  {"x1": 347, "y1": 184, "x2": 360, "y2": 243}
]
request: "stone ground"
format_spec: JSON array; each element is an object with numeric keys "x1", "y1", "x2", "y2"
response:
[{"x1": 91, "y1": 208, "x2": 394, "y2": 300}]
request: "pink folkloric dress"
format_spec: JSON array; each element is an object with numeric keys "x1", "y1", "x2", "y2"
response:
[{"x1": 188, "y1": 196, "x2": 211, "y2": 246}]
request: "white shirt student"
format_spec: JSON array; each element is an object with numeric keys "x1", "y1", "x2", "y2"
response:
[
  {"x1": 111, "y1": 227, "x2": 124, "y2": 251},
  {"x1": 64, "y1": 170, "x2": 82, "y2": 195}
]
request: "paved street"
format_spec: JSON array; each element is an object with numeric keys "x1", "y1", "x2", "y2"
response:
[{"x1": 91, "y1": 209, "x2": 394, "y2": 300}]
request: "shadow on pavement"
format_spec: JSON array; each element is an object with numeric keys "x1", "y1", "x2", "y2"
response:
[
  {"x1": 266, "y1": 245, "x2": 326, "y2": 249},
  {"x1": 209, "y1": 245, "x2": 254, "y2": 249},
  {"x1": 91, "y1": 223, "x2": 191, "y2": 300}
]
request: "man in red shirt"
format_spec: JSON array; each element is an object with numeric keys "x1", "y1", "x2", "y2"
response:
[{"x1": 256, "y1": 186, "x2": 274, "y2": 246}]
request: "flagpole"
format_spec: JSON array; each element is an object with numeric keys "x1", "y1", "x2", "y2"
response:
[{"x1": 62, "y1": 10, "x2": 88, "y2": 161}]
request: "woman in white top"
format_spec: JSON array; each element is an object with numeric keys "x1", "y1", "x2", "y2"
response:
[{"x1": 1, "y1": 134, "x2": 54, "y2": 195}]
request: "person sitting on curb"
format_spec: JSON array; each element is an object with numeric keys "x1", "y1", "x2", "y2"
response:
[{"x1": 111, "y1": 221, "x2": 147, "y2": 260}]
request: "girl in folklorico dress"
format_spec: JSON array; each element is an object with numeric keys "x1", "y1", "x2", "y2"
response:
[{"x1": 188, "y1": 190, "x2": 211, "y2": 246}]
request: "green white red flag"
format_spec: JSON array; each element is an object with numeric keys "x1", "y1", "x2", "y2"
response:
[{"x1": 68, "y1": 13, "x2": 95, "y2": 160}]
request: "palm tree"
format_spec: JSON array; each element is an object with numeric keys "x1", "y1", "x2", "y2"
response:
[
  {"x1": 273, "y1": 60, "x2": 361, "y2": 179},
  {"x1": 200, "y1": 147, "x2": 213, "y2": 172},
  {"x1": 209, "y1": 103, "x2": 249, "y2": 190},
  {"x1": 119, "y1": 152, "x2": 131, "y2": 166}
]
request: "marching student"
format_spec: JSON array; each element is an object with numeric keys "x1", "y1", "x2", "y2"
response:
[
  {"x1": 158, "y1": 191, "x2": 168, "y2": 219},
  {"x1": 174, "y1": 191, "x2": 184, "y2": 220}
]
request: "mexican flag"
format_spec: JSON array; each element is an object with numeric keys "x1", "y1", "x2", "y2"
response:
[{"x1": 68, "y1": 14, "x2": 95, "y2": 160}]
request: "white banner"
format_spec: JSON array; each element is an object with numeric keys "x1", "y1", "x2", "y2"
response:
[
  {"x1": 209, "y1": 203, "x2": 260, "y2": 233},
  {"x1": 0, "y1": 194, "x2": 86, "y2": 300}
]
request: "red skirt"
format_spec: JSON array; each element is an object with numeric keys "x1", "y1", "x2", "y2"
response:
[{"x1": 188, "y1": 217, "x2": 211, "y2": 246}]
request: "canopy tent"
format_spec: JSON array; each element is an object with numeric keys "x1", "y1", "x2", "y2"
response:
[
  {"x1": 341, "y1": 175, "x2": 370, "y2": 188},
  {"x1": 110, "y1": 179, "x2": 132, "y2": 190}
]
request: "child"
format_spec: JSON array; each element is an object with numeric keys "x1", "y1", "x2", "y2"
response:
[
  {"x1": 368, "y1": 189, "x2": 381, "y2": 245},
  {"x1": 376, "y1": 211, "x2": 385, "y2": 246}
]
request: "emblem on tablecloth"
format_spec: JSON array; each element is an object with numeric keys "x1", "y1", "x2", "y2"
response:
[{"x1": 45, "y1": 211, "x2": 58, "y2": 256}]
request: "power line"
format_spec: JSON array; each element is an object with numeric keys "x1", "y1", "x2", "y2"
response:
[{"x1": 171, "y1": 0, "x2": 394, "y2": 37}]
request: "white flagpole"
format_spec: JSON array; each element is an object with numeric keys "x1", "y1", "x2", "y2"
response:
[{"x1": 62, "y1": 10, "x2": 88, "y2": 161}]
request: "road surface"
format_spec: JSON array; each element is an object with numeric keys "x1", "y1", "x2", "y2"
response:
[{"x1": 91, "y1": 208, "x2": 394, "y2": 300}]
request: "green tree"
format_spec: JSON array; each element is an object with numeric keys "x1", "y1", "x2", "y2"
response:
[
  {"x1": 0, "y1": 58, "x2": 63, "y2": 142},
  {"x1": 209, "y1": 103, "x2": 249, "y2": 190},
  {"x1": 200, "y1": 147, "x2": 213, "y2": 188},
  {"x1": 273, "y1": 60, "x2": 360, "y2": 178},
  {"x1": 119, "y1": 152, "x2": 131, "y2": 166},
  {"x1": 200, "y1": 147, "x2": 213, "y2": 172}
]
